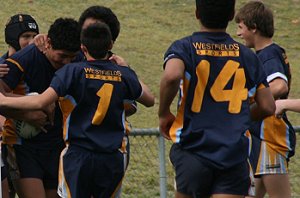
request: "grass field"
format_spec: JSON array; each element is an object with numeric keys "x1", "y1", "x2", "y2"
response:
[{"x1": 0, "y1": 0, "x2": 300, "y2": 197}]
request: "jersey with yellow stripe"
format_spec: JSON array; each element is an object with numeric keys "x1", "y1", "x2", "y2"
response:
[
  {"x1": 163, "y1": 32, "x2": 269, "y2": 169},
  {"x1": 1, "y1": 44, "x2": 66, "y2": 148},
  {"x1": 50, "y1": 59, "x2": 142, "y2": 152},
  {"x1": 0, "y1": 53, "x2": 30, "y2": 144},
  {"x1": 251, "y1": 43, "x2": 295, "y2": 159}
]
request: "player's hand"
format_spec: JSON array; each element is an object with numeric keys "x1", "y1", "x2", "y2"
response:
[
  {"x1": 0, "y1": 64, "x2": 9, "y2": 77},
  {"x1": 31, "y1": 34, "x2": 48, "y2": 53},
  {"x1": 44, "y1": 102, "x2": 56, "y2": 126},
  {"x1": 159, "y1": 111, "x2": 175, "y2": 140},
  {"x1": 22, "y1": 110, "x2": 48, "y2": 130},
  {"x1": 275, "y1": 100, "x2": 286, "y2": 118},
  {"x1": 109, "y1": 54, "x2": 128, "y2": 66}
]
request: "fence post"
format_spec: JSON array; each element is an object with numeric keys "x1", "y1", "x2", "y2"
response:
[{"x1": 158, "y1": 133, "x2": 167, "y2": 198}]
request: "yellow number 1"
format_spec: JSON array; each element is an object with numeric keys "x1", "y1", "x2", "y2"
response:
[
  {"x1": 192, "y1": 60, "x2": 248, "y2": 114},
  {"x1": 92, "y1": 83, "x2": 114, "y2": 125}
]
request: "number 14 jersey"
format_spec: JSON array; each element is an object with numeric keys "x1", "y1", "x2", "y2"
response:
[{"x1": 163, "y1": 32, "x2": 269, "y2": 169}]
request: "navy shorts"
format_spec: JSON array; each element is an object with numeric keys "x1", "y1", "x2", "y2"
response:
[
  {"x1": 170, "y1": 144, "x2": 251, "y2": 197},
  {"x1": 2, "y1": 143, "x2": 65, "y2": 189},
  {"x1": 60, "y1": 145, "x2": 124, "y2": 198}
]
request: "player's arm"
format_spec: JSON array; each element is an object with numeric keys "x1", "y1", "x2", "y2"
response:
[
  {"x1": 158, "y1": 58, "x2": 184, "y2": 140},
  {"x1": 31, "y1": 33, "x2": 48, "y2": 52},
  {"x1": 275, "y1": 99, "x2": 300, "y2": 118},
  {"x1": 136, "y1": 80, "x2": 155, "y2": 107},
  {"x1": 0, "y1": 73, "x2": 48, "y2": 127},
  {"x1": 269, "y1": 78, "x2": 288, "y2": 100},
  {"x1": 250, "y1": 85, "x2": 276, "y2": 121},
  {"x1": 0, "y1": 87, "x2": 58, "y2": 111},
  {"x1": 110, "y1": 54, "x2": 155, "y2": 108}
]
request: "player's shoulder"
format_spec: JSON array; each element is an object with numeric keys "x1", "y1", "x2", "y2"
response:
[
  {"x1": 7, "y1": 44, "x2": 41, "y2": 64},
  {"x1": 257, "y1": 43, "x2": 284, "y2": 63}
]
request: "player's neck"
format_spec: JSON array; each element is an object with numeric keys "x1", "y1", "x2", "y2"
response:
[
  {"x1": 254, "y1": 36, "x2": 273, "y2": 51},
  {"x1": 8, "y1": 46, "x2": 17, "y2": 57},
  {"x1": 86, "y1": 53, "x2": 109, "y2": 61},
  {"x1": 199, "y1": 25, "x2": 227, "y2": 33}
]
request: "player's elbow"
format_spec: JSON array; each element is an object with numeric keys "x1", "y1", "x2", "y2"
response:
[
  {"x1": 144, "y1": 97, "x2": 155, "y2": 107},
  {"x1": 137, "y1": 94, "x2": 155, "y2": 107},
  {"x1": 262, "y1": 102, "x2": 276, "y2": 117}
]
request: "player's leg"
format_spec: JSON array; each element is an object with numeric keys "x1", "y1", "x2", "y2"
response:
[
  {"x1": 255, "y1": 141, "x2": 290, "y2": 198},
  {"x1": 254, "y1": 178, "x2": 266, "y2": 198},
  {"x1": 175, "y1": 191, "x2": 193, "y2": 198},
  {"x1": 1, "y1": 177, "x2": 10, "y2": 198},
  {"x1": 14, "y1": 178, "x2": 46, "y2": 198},
  {"x1": 45, "y1": 189, "x2": 60, "y2": 198},
  {"x1": 262, "y1": 174, "x2": 291, "y2": 198}
]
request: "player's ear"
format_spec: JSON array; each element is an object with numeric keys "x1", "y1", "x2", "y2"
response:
[
  {"x1": 45, "y1": 37, "x2": 51, "y2": 50},
  {"x1": 81, "y1": 44, "x2": 88, "y2": 54}
]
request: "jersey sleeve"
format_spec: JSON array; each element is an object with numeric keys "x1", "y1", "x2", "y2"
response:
[
  {"x1": 1, "y1": 57, "x2": 24, "y2": 90},
  {"x1": 121, "y1": 68, "x2": 142, "y2": 101},
  {"x1": 262, "y1": 58, "x2": 287, "y2": 83},
  {"x1": 50, "y1": 64, "x2": 74, "y2": 97},
  {"x1": 163, "y1": 38, "x2": 191, "y2": 70}
]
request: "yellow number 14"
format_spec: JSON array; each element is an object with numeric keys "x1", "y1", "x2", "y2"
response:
[{"x1": 191, "y1": 60, "x2": 248, "y2": 114}]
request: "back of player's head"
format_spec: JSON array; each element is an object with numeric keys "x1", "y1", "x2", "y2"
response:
[
  {"x1": 195, "y1": 0, "x2": 235, "y2": 29},
  {"x1": 5, "y1": 14, "x2": 39, "y2": 51},
  {"x1": 235, "y1": 1, "x2": 274, "y2": 38},
  {"x1": 81, "y1": 23, "x2": 112, "y2": 59},
  {"x1": 48, "y1": 18, "x2": 81, "y2": 52},
  {"x1": 79, "y1": 5, "x2": 120, "y2": 42}
]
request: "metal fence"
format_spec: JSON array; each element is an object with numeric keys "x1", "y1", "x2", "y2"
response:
[
  {"x1": 122, "y1": 127, "x2": 300, "y2": 198},
  {"x1": 122, "y1": 128, "x2": 170, "y2": 198}
]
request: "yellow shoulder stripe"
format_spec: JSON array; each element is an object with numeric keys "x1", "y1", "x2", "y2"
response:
[{"x1": 7, "y1": 58, "x2": 24, "y2": 72}]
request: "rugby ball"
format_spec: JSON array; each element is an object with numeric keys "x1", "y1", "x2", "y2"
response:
[
  {"x1": 14, "y1": 120, "x2": 40, "y2": 139},
  {"x1": 13, "y1": 92, "x2": 41, "y2": 139}
]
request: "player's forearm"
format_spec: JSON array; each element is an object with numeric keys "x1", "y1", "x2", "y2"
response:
[
  {"x1": 250, "y1": 87, "x2": 275, "y2": 120},
  {"x1": 137, "y1": 80, "x2": 155, "y2": 107},
  {"x1": 158, "y1": 77, "x2": 180, "y2": 117},
  {"x1": 0, "y1": 95, "x2": 43, "y2": 111},
  {"x1": 280, "y1": 99, "x2": 300, "y2": 113}
]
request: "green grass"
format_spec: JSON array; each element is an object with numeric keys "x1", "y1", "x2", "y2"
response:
[{"x1": 0, "y1": 0, "x2": 300, "y2": 197}]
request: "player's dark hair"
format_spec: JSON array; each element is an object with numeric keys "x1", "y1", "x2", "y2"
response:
[
  {"x1": 79, "y1": 6, "x2": 120, "y2": 42},
  {"x1": 195, "y1": 0, "x2": 235, "y2": 29},
  {"x1": 48, "y1": 18, "x2": 81, "y2": 52},
  {"x1": 5, "y1": 14, "x2": 39, "y2": 51},
  {"x1": 235, "y1": 1, "x2": 274, "y2": 38},
  {"x1": 81, "y1": 23, "x2": 112, "y2": 59}
]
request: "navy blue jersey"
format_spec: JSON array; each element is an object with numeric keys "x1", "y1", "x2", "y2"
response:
[
  {"x1": 164, "y1": 32, "x2": 269, "y2": 168},
  {"x1": 1, "y1": 44, "x2": 82, "y2": 148},
  {"x1": 251, "y1": 43, "x2": 295, "y2": 159},
  {"x1": 257, "y1": 43, "x2": 291, "y2": 98},
  {"x1": 0, "y1": 52, "x2": 9, "y2": 60},
  {"x1": 50, "y1": 60, "x2": 142, "y2": 152}
]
